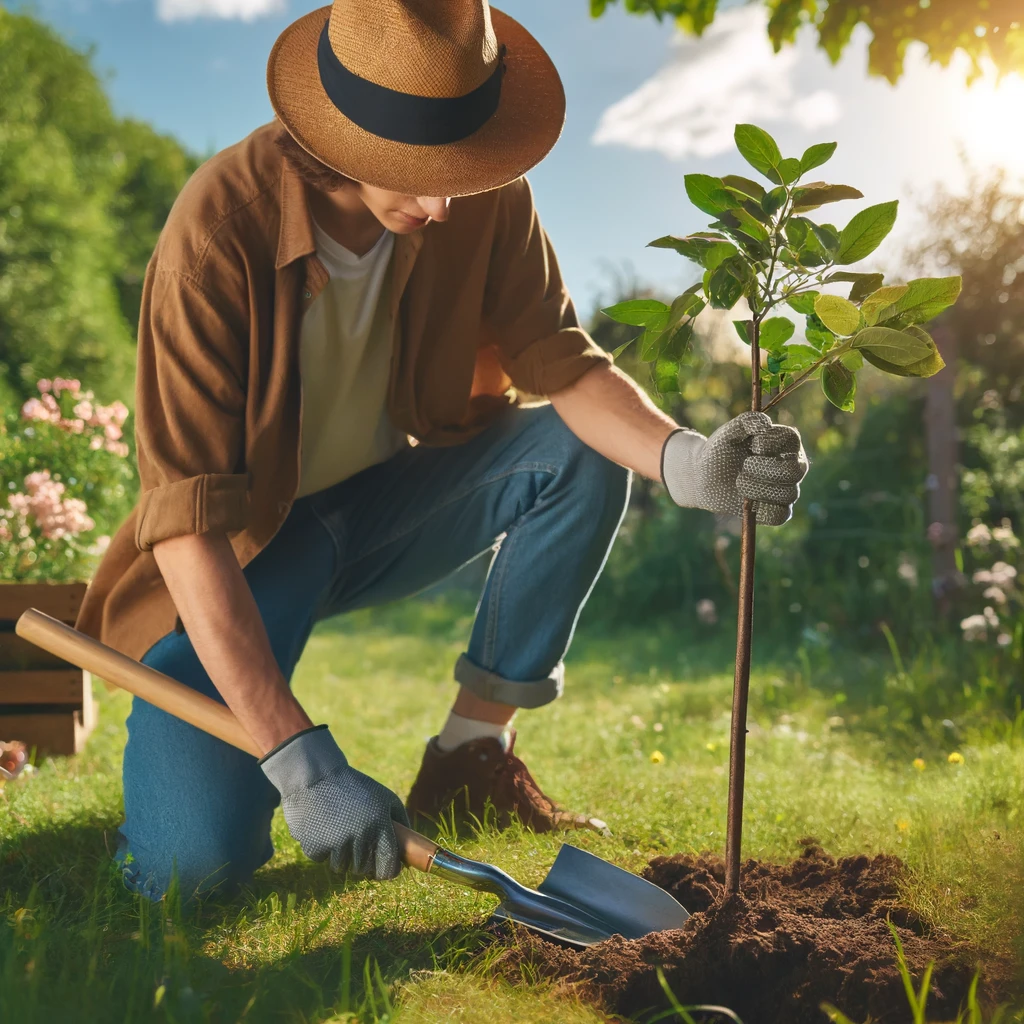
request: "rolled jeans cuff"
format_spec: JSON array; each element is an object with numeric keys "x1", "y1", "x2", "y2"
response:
[{"x1": 454, "y1": 653, "x2": 564, "y2": 709}]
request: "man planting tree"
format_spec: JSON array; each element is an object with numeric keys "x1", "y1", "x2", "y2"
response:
[{"x1": 77, "y1": 0, "x2": 808, "y2": 899}]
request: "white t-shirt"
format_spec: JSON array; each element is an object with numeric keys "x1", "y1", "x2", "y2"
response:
[{"x1": 295, "y1": 219, "x2": 409, "y2": 497}]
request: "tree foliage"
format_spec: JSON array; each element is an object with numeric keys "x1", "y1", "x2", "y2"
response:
[
  {"x1": 0, "y1": 8, "x2": 199, "y2": 410},
  {"x1": 589, "y1": 0, "x2": 1024, "y2": 83},
  {"x1": 603, "y1": 123, "x2": 959, "y2": 411}
]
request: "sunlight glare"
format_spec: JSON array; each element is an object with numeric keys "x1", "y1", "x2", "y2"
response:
[{"x1": 951, "y1": 69, "x2": 1024, "y2": 174}]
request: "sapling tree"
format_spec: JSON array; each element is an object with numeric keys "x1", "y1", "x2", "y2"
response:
[{"x1": 603, "y1": 123, "x2": 962, "y2": 895}]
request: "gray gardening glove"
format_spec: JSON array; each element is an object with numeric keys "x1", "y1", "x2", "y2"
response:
[
  {"x1": 259, "y1": 724, "x2": 408, "y2": 881},
  {"x1": 661, "y1": 411, "x2": 808, "y2": 526}
]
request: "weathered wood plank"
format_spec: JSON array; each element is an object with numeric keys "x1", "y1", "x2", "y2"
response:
[
  {"x1": 0, "y1": 704, "x2": 95, "y2": 755},
  {"x1": 0, "y1": 582, "x2": 88, "y2": 623},
  {"x1": 0, "y1": 631, "x2": 73, "y2": 670},
  {"x1": 0, "y1": 670, "x2": 86, "y2": 705}
]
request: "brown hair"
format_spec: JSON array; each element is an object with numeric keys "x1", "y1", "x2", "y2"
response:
[{"x1": 273, "y1": 126, "x2": 357, "y2": 193}]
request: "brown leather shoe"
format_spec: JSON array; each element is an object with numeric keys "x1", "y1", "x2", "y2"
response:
[{"x1": 405, "y1": 730, "x2": 609, "y2": 836}]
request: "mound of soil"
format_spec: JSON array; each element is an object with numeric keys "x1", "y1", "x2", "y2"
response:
[{"x1": 492, "y1": 843, "x2": 990, "y2": 1024}]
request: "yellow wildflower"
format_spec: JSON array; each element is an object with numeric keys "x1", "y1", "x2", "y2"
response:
[
  {"x1": 650, "y1": 750, "x2": 665, "y2": 764},
  {"x1": 948, "y1": 751, "x2": 965, "y2": 765},
  {"x1": 705, "y1": 741, "x2": 717, "y2": 752},
  {"x1": 896, "y1": 819, "x2": 910, "y2": 831},
  {"x1": 912, "y1": 758, "x2": 925, "y2": 771}
]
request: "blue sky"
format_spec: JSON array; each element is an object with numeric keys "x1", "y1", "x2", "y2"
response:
[{"x1": 19, "y1": 0, "x2": 1024, "y2": 317}]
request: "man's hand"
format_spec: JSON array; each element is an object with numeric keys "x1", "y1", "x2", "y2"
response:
[
  {"x1": 661, "y1": 412, "x2": 808, "y2": 526},
  {"x1": 260, "y1": 725, "x2": 409, "y2": 880}
]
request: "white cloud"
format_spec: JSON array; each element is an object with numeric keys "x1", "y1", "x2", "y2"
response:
[
  {"x1": 156, "y1": 0, "x2": 284, "y2": 22},
  {"x1": 591, "y1": 5, "x2": 840, "y2": 161}
]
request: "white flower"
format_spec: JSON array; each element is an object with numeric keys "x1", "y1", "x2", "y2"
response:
[
  {"x1": 897, "y1": 556, "x2": 918, "y2": 586},
  {"x1": 696, "y1": 598, "x2": 717, "y2": 625},
  {"x1": 984, "y1": 606, "x2": 1000, "y2": 628},
  {"x1": 992, "y1": 524, "x2": 1019, "y2": 549},
  {"x1": 989, "y1": 562, "x2": 1018, "y2": 586},
  {"x1": 966, "y1": 523, "x2": 992, "y2": 547},
  {"x1": 960, "y1": 614, "x2": 988, "y2": 641},
  {"x1": 983, "y1": 586, "x2": 1006, "y2": 605},
  {"x1": 997, "y1": 633, "x2": 1012, "y2": 647}
]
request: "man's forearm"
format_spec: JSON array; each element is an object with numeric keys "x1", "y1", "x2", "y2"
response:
[
  {"x1": 152, "y1": 532, "x2": 313, "y2": 755},
  {"x1": 548, "y1": 363, "x2": 679, "y2": 480}
]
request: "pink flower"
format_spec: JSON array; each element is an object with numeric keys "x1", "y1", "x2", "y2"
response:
[
  {"x1": 89, "y1": 436, "x2": 103, "y2": 450},
  {"x1": 104, "y1": 423, "x2": 122, "y2": 441},
  {"x1": 0, "y1": 522, "x2": 9, "y2": 542},
  {"x1": 110, "y1": 401, "x2": 129, "y2": 426},
  {"x1": 104, "y1": 440, "x2": 129, "y2": 457},
  {"x1": 21, "y1": 398, "x2": 49, "y2": 422},
  {"x1": 73, "y1": 400, "x2": 93, "y2": 421},
  {"x1": 37, "y1": 379, "x2": 52, "y2": 394}
]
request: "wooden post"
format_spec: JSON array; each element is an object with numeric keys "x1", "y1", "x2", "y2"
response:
[{"x1": 724, "y1": 322, "x2": 761, "y2": 895}]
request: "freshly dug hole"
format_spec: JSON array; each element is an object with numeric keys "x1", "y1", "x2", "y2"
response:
[{"x1": 491, "y1": 844, "x2": 995, "y2": 1024}]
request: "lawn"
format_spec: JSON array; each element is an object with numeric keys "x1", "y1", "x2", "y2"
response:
[{"x1": 1, "y1": 595, "x2": 1022, "y2": 1023}]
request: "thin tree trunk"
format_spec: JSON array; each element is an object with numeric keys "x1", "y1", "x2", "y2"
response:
[
  {"x1": 925, "y1": 321, "x2": 959, "y2": 616},
  {"x1": 724, "y1": 325, "x2": 762, "y2": 895}
]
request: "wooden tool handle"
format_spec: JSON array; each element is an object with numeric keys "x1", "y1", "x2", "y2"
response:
[{"x1": 15, "y1": 608, "x2": 440, "y2": 873}]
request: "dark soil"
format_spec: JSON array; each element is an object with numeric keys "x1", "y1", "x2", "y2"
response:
[{"x1": 491, "y1": 843, "x2": 1003, "y2": 1024}]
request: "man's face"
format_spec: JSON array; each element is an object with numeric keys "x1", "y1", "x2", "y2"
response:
[{"x1": 354, "y1": 183, "x2": 451, "y2": 234}]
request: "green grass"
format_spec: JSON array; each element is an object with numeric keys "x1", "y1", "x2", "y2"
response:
[{"x1": 1, "y1": 597, "x2": 1022, "y2": 1022}]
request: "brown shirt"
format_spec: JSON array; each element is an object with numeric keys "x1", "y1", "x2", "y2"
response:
[{"x1": 76, "y1": 120, "x2": 611, "y2": 662}]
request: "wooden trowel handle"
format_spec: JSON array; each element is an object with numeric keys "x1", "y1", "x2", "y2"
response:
[{"x1": 15, "y1": 609, "x2": 440, "y2": 874}]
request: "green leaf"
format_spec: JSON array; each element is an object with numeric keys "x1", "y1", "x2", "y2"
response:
[
  {"x1": 871, "y1": 276, "x2": 962, "y2": 327},
  {"x1": 799, "y1": 141, "x2": 837, "y2": 173},
  {"x1": 791, "y1": 183, "x2": 864, "y2": 211},
  {"x1": 851, "y1": 325, "x2": 932, "y2": 366},
  {"x1": 761, "y1": 185, "x2": 788, "y2": 216},
  {"x1": 860, "y1": 325, "x2": 946, "y2": 378},
  {"x1": 810, "y1": 221, "x2": 841, "y2": 253},
  {"x1": 684, "y1": 174, "x2": 733, "y2": 216},
  {"x1": 826, "y1": 271, "x2": 884, "y2": 303},
  {"x1": 708, "y1": 256, "x2": 751, "y2": 309},
  {"x1": 759, "y1": 317, "x2": 796, "y2": 353},
  {"x1": 667, "y1": 290, "x2": 705, "y2": 327},
  {"x1": 653, "y1": 358, "x2": 681, "y2": 394},
  {"x1": 821, "y1": 360, "x2": 856, "y2": 411},
  {"x1": 840, "y1": 349, "x2": 864, "y2": 372},
  {"x1": 814, "y1": 294, "x2": 862, "y2": 335},
  {"x1": 639, "y1": 321, "x2": 668, "y2": 361},
  {"x1": 734, "y1": 123, "x2": 782, "y2": 177},
  {"x1": 704, "y1": 241, "x2": 739, "y2": 275},
  {"x1": 767, "y1": 353, "x2": 784, "y2": 374},
  {"x1": 835, "y1": 201, "x2": 899, "y2": 264},
  {"x1": 785, "y1": 218, "x2": 809, "y2": 249},
  {"x1": 610, "y1": 337, "x2": 636, "y2": 359},
  {"x1": 733, "y1": 319, "x2": 752, "y2": 344},
  {"x1": 601, "y1": 298, "x2": 670, "y2": 327},
  {"x1": 721, "y1": 174, "x2": 766, "y2": 200},
  {"x1": 805, "y1": 312, "x2": 836, "y2": 351},
  {"x1": 714, "y1": 208, "x2": 770, "y2": 243},
  {"x1": 781, "y1": 343, "x2": 820, "y2": 369},
  {"x1": 861, "y1": 285, "x2": 909, "y2": 325},
  {"x1": 662, "y1": 320, "x2": 694, "y2": 360},
  {"x1": 777, "y1": 157, "x2": 802, "y2": 184},
  {"x1": 785, "y1": 291, "x2": 818, "y2": 315}
]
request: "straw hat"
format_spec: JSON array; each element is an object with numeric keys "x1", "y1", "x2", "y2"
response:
[{"x1": 267, "y1": 0, "x2": 566, "y2": 197}]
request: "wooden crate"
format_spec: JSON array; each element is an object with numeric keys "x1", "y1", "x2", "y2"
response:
[{"x1": 0, "y1": 582, "x2": 97, "y2": 755}]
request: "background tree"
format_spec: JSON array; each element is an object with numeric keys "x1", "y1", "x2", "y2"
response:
[
  {"x1": 589, "y1": 0, "x2": 1024, "y2": 82},
  {"x1": 0, "y1": 8, "x2": 199, "y2": 411}
]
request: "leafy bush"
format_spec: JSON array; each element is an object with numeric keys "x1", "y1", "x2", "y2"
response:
[{"x1": 0, "y1": 378, "x2": 136, "y2": 581}]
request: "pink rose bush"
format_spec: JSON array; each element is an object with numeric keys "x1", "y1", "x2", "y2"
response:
[
  {"x1": 20, "y1": 377, "x2": 130, "y2": 458},
  {"x1": 1, "y1": 378, "x2": 135, "y2": 581}
]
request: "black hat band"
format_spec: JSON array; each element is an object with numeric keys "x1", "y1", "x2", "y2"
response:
[{"x1": 317, "y1": 24, "x2": 507, "y2": 146}]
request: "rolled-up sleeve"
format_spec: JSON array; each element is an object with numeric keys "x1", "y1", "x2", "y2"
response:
[
  {"x1": 133, "y1": 265, "x2": 250, "y2": 551},
  {"x1": 483, "y1": 176, "x2": 611, "y2": 396}
]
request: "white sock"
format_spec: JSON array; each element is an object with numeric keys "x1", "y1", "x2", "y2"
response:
[{"x1": 436, "y1": 711, "x2": 514, "y2": 752}]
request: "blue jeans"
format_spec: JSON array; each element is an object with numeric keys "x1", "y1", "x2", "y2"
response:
[{"x1": 117, "y1": 404, "x2": 631, "y2": 900}]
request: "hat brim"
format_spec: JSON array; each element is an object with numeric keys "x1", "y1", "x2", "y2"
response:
[{"x1": 267, "y1": 5, "x2": 566, "y2": 197}]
